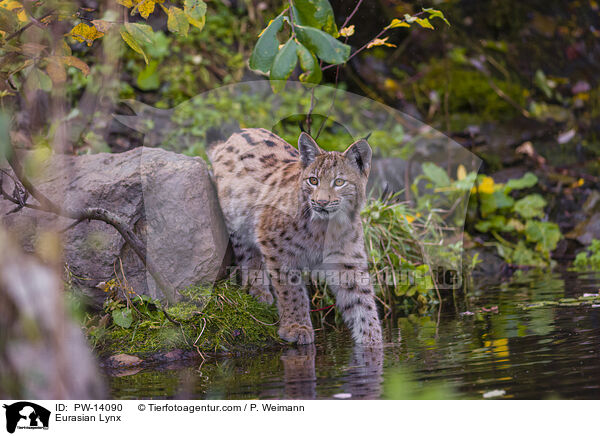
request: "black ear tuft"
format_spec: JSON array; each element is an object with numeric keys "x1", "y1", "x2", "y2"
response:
[
  {"x1": 343, "y1": 139, "x2": 372, "y2": 176},
  {"x1": 298, "y1": 132, "x2": 322, "y2": 167}
]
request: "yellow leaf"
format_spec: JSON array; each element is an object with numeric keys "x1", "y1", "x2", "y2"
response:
[
  {"x1": 187, "y1": 13, "x2": 205, "y2": 30},
  {"x1": 366, "y1": 36, "x2": 396, "y2": 49},
  {"x1": 571, "y1": 178, "x2": 584, "y2": 188},
  {"x1": 120, "y1": 29, "x2": 148, "y2": 64},
  {"x1": 415, "y1": 17, "x2": 434, "y2": 30},
  {"x1": 136, "y1": 0, "x2": 156, "y2": 19},
  {"x1": 0, "y1": 0, "x2": 28, "y2": 22},
  {"x1": 457, "y1": 164, "x2": 466, "y2": 181},
  {"x1": 61, "y1": 56, "x2": 90, "y2": 75},
  {"x1": 387, "y1": 18, "x2": 410, "y2": 29},
  {"x1": 339, "y1": 25, "x2": 355, "y2": 37},
  {"x1": 116, "y1": 0, "x2": 134, "y2": 7},
  {"x1": 68, "y1": 23, "x2": 104, "y2": 46}
]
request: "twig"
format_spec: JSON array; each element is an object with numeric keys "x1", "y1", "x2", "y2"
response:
[{"x1": 2, "y1": 146, "x2": 176, "y2": 303}]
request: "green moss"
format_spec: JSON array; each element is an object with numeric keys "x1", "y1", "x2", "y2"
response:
[
  {"x1": 92, "y1": 282, "x2": 281, "y2": 357},
  {"x1": 409, "y1": 59, "x2": 526, "y2": 129}
]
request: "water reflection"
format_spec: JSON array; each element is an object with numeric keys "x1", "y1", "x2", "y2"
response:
[{"x1": 108, "y1": 270, "x2": 600, "y2": 399}]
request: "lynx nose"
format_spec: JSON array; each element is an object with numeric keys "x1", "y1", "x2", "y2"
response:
[{"x1": 315, "y1": 199, "x2": 329, "y2": 207}]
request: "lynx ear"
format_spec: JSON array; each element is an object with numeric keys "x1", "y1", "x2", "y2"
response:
[
  {"x1": 343, "y1": 139, "x2": 372, "y2": 176},
  {"x1": 298, "y1": 132, "x2": 322, "y2": 167}
]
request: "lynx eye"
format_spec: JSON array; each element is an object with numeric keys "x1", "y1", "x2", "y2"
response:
[
  {"x1": 334, "y1": 178, "x2": 345, "y2": 187},
  {"x1": 308, "y1": 177, "x2": 319, "y2": 185}
]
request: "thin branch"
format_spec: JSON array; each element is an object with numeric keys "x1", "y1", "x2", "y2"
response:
[
  {"x1": 322, "y1": 11, "x2": 426, "y2": 71},
  {"x1": 2, "y1": 148, "x2": 176, "y2": 304}
]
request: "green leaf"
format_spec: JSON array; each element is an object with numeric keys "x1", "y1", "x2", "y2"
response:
[
  {"x1": 270, "y1": 39, "x2": 298, "y2": 92},
  {"x1": 505, "y1": 172, "x2": 538, "y2": 191},
  {"x1": 0, "y1": 7, "x2": 19, "y2": 33},
  {"x1": 534, "y1": 69, "x2": 552, "y2": 99},
  {"x1": 0, "y1": 112, "x2": 12, "y2": 161},
  {"x1": 112, "y1": 308, "x2": 133, "y2": 329},
  {"x1": 120, "y1": 29, "x2": 149, "y2": 63},
  {"x1": 479, "y1": 193, "x2": 497, "y2": 217},
  {"x1": 124, "y1": 22, "x2": 153, "y2": 45},
  {"x1": 421, "y1": 162, "x2": 450, "y2": 187},
  {"x1": 137, "y1": 60, "x2": 160, "y2": 91},
  {"x1": 296, "y1": 42, "x2": 322, "y2": 84},
  {"x1": 184, "y1": 0, "x2": 207, "y2": 29},
  {"x1": 292, "y1": 0, "x2": 337, "y2": 36},
  {"x1": 294, "y1": 24, "x2": 350, "y2": 65},
  {"x1": 525, "y1": 221, "x2": 561, "y2": 255},
  {"x1": 423, "y1": 8, "x2": 450, "y2": 26},
  {"x1": 25, "y1": 67, "x2": 52, "y2": 93},
  {"x1": 249, "y1": 14, "x2": 285, "y2": 74},
  {"x1": 514, "y1": 194, "x2": 546, "y2": 219},
  {"x1": 493, "y1": 190, "x2": 514, "y2": 209},
  {"x1": 475, "y1": 215, "x2": 506, "y2": 233},
  {"x1": 167, "y1": 6, "x2": 189, "y2": 36}
]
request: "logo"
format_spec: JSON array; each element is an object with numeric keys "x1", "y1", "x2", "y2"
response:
[{"x1": 2, "y1": 402, "x2": 50, "y2": 434}]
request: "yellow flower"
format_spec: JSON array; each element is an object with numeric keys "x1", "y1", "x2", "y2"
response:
[{"x1": 471, "y1": 176, "x2": 495, "y2": 194}]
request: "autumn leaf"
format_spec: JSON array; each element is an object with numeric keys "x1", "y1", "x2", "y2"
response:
[
  {"x1": 167, "y1": 6, "x2": 189, "y2": 36},
  {"x1": 339, "y1": 25, "x2": 355, "y2": 37},
  {"x1": 120, "y1": 29, "x2": 149, "y2": 63},
  {"x1": 366, "y1": 36, "x2": 396, "y2": 49},
  {"x1": 136, "y1": 0, "x2": 156, "y2": 19},
  {"x1": 184, "y1": 0, "x2": 206, "y2": 29},
  {"x1": 387, "y1": 18, "x2": 410, "y2": 29},
  {"x1": 415, "y1": 17, "x2": 434, "y2": 29},
  {"x1": 116, "y1": 0, "x2": 134, "y2": 8},
  {"x1": 61, "y1": 56, "x2": 90, "y2": 75},
  {"x1": 45, "y1": 57, "x2": 66, "y2": 84},
  {"x1": 0, "y1": 0, "x2": 27, "y2": 23},
  {"x1": 69, "y1": 23, "x2": 104, "y2": 46},
  {"x1": 91, "y1": 19, "x2": 113, "y2": 33}
]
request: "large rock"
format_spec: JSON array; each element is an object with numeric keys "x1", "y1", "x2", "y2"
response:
[{"x1": 0, "y1": 147, "x2": 230, "y2": 306}]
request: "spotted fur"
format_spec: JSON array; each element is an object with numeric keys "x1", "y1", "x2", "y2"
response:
[{"x1": 208, "y1": 128, "x2": 382, "y2": 345}]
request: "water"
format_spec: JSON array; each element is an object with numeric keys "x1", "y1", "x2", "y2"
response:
[{"x1": 107, "y1": 270, "x2": 600, "y2": 399}]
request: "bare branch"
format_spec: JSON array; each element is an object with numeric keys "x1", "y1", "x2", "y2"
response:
[{"x1": 2, "y1": 147, "x2": 176, "y2": 304}]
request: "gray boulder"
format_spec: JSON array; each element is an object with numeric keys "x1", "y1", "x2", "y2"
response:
[{"x1": 0, "y1": 147, "x2": 230, "y2": 306}]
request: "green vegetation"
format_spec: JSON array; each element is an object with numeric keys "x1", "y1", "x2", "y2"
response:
[
  {"x1": 84, "y1": 281, "x2": 280, "y2": 357},
  {"x1": 573, "y1": 239, "x2": 600, "y2": 272},
  {"x1": 467, "y1": 172, "x2": 562, "y2": 267}
]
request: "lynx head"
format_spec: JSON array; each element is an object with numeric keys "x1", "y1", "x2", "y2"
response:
[{"x1": 298, "y1": 132, "x2": 372, "y2": 222}]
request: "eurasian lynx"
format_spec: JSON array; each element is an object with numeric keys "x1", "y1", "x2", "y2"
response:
[{"x1": 208, "y1": 128, "x2": 382, "y2": 345}]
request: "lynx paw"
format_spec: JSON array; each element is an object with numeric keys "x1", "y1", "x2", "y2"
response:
[
  {"x1": 249, "y1": 285, "x2": 274, "y2": 305},
  {"x1": 279, "y1": 323, "x2": 315, "y2": 344}
]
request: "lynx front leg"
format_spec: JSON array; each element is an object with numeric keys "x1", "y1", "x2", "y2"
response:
[
  {"x1": 267, "y1": 265, "x2": 314, "y2": 344},
  {"x1": 326, "y1": 266, "x2": 382, "y2": 345},
  {"x1": 230, "y1": 232, "x2": 273, "y2": 304}
]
